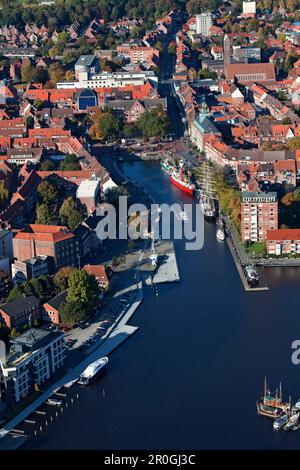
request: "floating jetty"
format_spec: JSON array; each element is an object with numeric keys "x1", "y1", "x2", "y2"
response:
[
  {"x1": 227, "y1": 238, "x2": 269, "y2": 292},
  {"x1": 140, "y1": 241, "x2": 180, "y2": 284}
]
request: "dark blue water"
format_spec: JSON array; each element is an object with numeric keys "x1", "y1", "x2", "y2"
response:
[{"x1": 26, "y1": 161, "x2": 300, "y2": 449}]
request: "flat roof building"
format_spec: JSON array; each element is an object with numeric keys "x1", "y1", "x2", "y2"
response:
[{"x1": 0, "y1": 328, "x2": 65, "y2": 404}]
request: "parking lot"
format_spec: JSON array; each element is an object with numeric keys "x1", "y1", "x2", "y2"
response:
[{"x1": 62, "y1": 268, "x2": 139, "y2": 354}]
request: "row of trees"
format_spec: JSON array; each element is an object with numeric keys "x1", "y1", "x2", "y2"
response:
[
  {"x1": 214, "y1": 175, "x2": 241, "y2": 229},
  {"x1": 6, "y1": 267, "x2": 101, "y2": 325},
  {"x1": 35, "y1": 176, "x2": 84, "y2": 230},
  {"x1": 21, "y1": 60, "x2": 66, "y2": 86},
  {"x1": 59, "y1": 268, "x2": 100, "y2": 323},
  {"x1": 89, "y1": 107, "x2": 171, "y2": 141},
  {"x1": 1, "y1": 0, "x2": 181, "y2": 31}
]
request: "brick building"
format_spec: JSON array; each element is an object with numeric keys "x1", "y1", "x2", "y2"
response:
[
  {"x1": 12, "y1": 224, "x2": 77, "y2": 270},
  {"x1": 266, "y1": 229, "x2": 300, "y2": 256},
  {"x1": 83, "y1": 264, "x2": 109, "y2": 291},
  {"x1": 241, "y1": 191, "x2": 278, "y2": 242},
  {"x1": 0, "y1": 295, "x2": 40, "y2": 330},
  {"x1": 43, "y1": 291, "x2": 67, "y2": 324}
]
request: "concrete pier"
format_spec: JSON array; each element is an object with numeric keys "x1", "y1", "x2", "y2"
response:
[
  {"x1": 227, "y1": 238, "x2": 269, "y2": 292},
  {"x1": 140, "y1": 241, "x2": 180, "y2": 284}
]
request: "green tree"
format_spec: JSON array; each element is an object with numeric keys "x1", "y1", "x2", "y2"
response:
[
  {"x1": 59, "y1": 154, "x2": 81, "y2": 171},
  {"x1": 7, "y1": 284, "x2": 23, "y2": 302},
  {"x1": 67, "y1": 209, "x2": 84, "y2": 231},
  {"x1": 37, "y1": 180, "x2": 58, "y2": 204},
  {"x1": 21, "y1": 61, "x2": 34, "y2": 83},
  {"x1": 89, "y1": 110, "x2": 121, "y2": 141},
  {"x1": 9, "y1": 327, "x2": 19, "y2": 339},
  {"x1": 59, "y1": 301, "x2": 87, "y2": 324},
  {"x1": 48, "y1": 62, "x2": 65, "y2": 86},
  {"x1": 34, "y1": 99, "x2": 45, "y2": 110},
  {"x1": 154, "y1": 40, "x2": 163, "y2": 53},
  {"x1": 40, "y1": 160, "x2": 56, "y2": 171},
  {"x1": 36, "y1": 203, "x2": 53, "y2": 225},
  {"x1": 59, "y1": 196, "x2": 76, "y2": 225},
  {"x1": 54, "y1": 266, "x2": 78, "y2": 292},
  {"x1": 0, "y1": 181, "x2": 9, "y2": 209},
  {"x1": 59, "y1": 196, "x2": 83, "y2": 230},
  {"x1": 67, "y1": 269, "x2": 100, "y2": 311},
  {"x1": 136, "y1": 107, "x2": 170, "y2": 138},
  {"x1": 168, "y1": 42, "x2": 176, "y2": 55}
]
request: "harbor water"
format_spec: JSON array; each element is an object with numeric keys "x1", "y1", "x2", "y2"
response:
[{"x1": 25, "y1": 161, "x2": 300, "y2": 450}]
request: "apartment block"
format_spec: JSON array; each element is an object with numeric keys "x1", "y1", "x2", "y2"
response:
[
  {"x1": 0, "y1": 328, "x2": 65, "y2": 404},
  {"x1": 266, "y1": 229, "x2": 300, "y2": 256},
  {"x1": 241, "y1": 191, "x2": 278, "y2": 242}
]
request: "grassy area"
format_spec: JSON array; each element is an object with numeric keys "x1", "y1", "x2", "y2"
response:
[
  {"x1": 243, "y1": 241, "x2": 266, "y2": 258},
  {"x1": 1, "y1": 390, "x2": 40, "y2": 425}
]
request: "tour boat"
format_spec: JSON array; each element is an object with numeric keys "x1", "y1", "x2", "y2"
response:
[{"x1": 78, "y1": 356, "x2": 109, "y2": 385}]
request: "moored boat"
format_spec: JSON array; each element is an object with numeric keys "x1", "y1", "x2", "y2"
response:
[
  {"x1": 257, "y1": 401, "x2": 282, "y2": 419},
  {"x1": 78, "y1": 356, "x2": 109, "y2": 385},
  {"x1": 47, "y1": 398, "x2": 63, "y2": 406},
  {"x1": 216, "y1": 218, "x2": 225, "y2": 241},
  {"x1": 170, "y1": 171, "x2": 195, "y2": 196},
  {"x1": 273, "y1": 413, "x2": 289, "y2": 430},
  {"x1": 257, "y1": 379, "x2": 291, "y2": 419},
  {"x1": 160, "y1": 159, "x2": 174, "y2": 174},
  {"x1": 244, "y1": 265, "x2": 259, "y2": 286},
  {"x1": 283, "y1": 411, "x2": 300, "y2": 431}
]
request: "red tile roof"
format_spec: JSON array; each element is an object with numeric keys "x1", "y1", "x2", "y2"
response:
[
  {"x1": 14, "y1": 224, "x2": 74, "y2": 243},
  {"x1": 267, "y1": 229, "x2": 300, "y2": 241},
  {"x1": 83, "y1": 264, "x2": 108, "y2": 282}
]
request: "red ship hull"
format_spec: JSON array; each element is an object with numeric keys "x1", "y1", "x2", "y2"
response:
[{"x1": 170, "y1": 174, "x2": 195, "y2": 196}]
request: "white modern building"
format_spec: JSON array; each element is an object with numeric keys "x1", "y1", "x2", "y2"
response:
[
  {"x1": 76, "y1": 179, "x2": 100, "y2": 213},
  {"x1": 0, "y1": 329, "x2": 65, "y2": 404},
  {"x1": 195, "y1": 13, "x2": 213, "y2": 37},
  {"x1": 242, "y1": 0, "x2": 256, "y2": 14},
  {"x1": 57, "y1": 71, "x2": 158, "y2": 90}
]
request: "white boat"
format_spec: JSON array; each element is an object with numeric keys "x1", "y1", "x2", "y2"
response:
[
  {"x1": 63, "y1": 378, "x2": 78, "y2": 389},
  {"x1": 216, "y1": 227, "x2": 225, "y2": 241},
  {"x1": 273, "y1": 414, "x2": 288, "y2": 431},
  {"x1": 216, "y1": 218, "x2": 225, "y2": 241},
  {"x1": 284, "y1": 412, "x2": 300, "y2": 431},
  {"x1": 244, "y1": 265, "x2": 259, "y2": 286},
  {"x1": 78, "y1": 356, "x2": 109, "y2": 385},
  {"x1": 293, "y1": 399, "x2": 300, "y2": 411},
  {"x1": 47, "y1": 398, "x2": 63, "y2": 406}
]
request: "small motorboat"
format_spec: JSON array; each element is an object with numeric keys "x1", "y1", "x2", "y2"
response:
[{"x1": 47, "y1": 398, "x2": 63, "y2": 406}]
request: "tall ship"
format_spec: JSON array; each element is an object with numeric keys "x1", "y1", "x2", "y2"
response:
[
  {"x1": 257, "y1": 378, "x2": 291, "y2": 419},
  {"x1": 196, "y1": 161, "x2": 217, "y2": 218},
  {"x1": 78, "y1": 356, "x2": 109, "y2": 385},
  {"x1": 169, "y1": 160, "x2": 195, "y2": 196}
]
